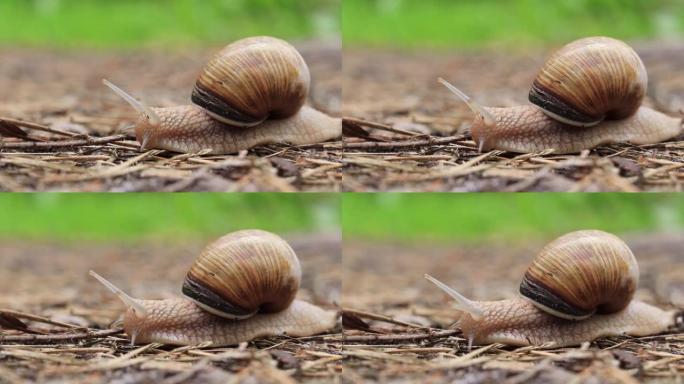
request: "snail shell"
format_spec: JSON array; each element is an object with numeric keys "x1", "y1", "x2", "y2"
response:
[
  {"x1": 182, "y1": 229, "x2": 301, "y2": 320},
  {"x1": 529, "y1": 36, "x2": 647, "y2": 127},
  {"x1": 519, "y1": 230, "x2": 638, "y2": 320},
  {"x1": 191, "y1": 36, "x2": 310, "y2": 127}
]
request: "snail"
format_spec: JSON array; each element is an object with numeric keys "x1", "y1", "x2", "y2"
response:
[
  {"x1": 439, "y1": 37, "x2": 683, "y2": 154},
  {"x1": 103, "y1": 36, "x2": 341, "y2": 154},
  {"x1": 425, "y1": 230, "x2": 678, "y2": 348},
  {"x1": 90, "y1": 229, "x2": 338, "y2": 346}
]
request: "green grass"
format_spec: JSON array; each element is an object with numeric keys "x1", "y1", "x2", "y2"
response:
[
  {"x1": 0, "y1": 194, "x2": 339, "y2": 243},
  {"x1": 342, "y1": 194, "x2": 684, "y2": 243},
  {"x1": 0, "y1": 0, "x2": 339, "y2": 48},
  {"x1": 343, "y1": 0, "x2": 684, "y2": 49}
]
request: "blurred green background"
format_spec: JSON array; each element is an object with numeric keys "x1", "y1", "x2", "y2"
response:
[
  {"x1": 343, "y1": 194, "x2": 684, "y2": 243},
  {"x1": 343, "y1": 0, "x2": 684, "y2": 49},
  {"x1": 0, "y1": 194, "x2": 339, "y2": 243},
  {"x1": 0, "y1": 0, "x2": 339, "y2": 48}
]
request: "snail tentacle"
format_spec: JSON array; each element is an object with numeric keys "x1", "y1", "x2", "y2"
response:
[
  {"x1": 102, "y1": 79, "x2": 160, "y2": 126},
  {"x1": 89, "y1": 270, "x2": 148, "y2": 318},
  {"x1": 438, "y1": 78, "x2": 495, "y2": 152},
  {"x1": 424, "y1": 274, "x2": 484, "y2": 321}
]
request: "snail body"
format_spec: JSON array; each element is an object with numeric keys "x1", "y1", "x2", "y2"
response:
[
  {"x1": 468, "y1": 105, "x2": 682, "y2": 154},
  {"x1": 104, "y1": 36, "x2": 340, "y2": 154},
  {"x1": 425, "y1": 230, "x2": 678, "y2": 348},
  {"x1": 440, "y1": 36, "x2": 682, "y2": 154},
  {"x1": 454, "y1": 298, "x2": 673, "y2": 348},
  {"x1": 132, "y1": 103, "x2": 339, "y2": 155},
  {"x1": 117, "y1": 298, "x2": 334, "y2": 346},
  {"x1": 90, "y1": 230, "x2": 337, "y2": 346}
]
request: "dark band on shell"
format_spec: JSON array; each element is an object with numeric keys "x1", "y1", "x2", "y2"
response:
[
  {"x1": 191, "y1": 84, "x2": 265, "y2": 127},
  {"x1": 520, "y1": 273, "x2": 593, "y2": 320},
  {"x1": 182, "y1": 275, "x2": 256, "y2": 319},
  {"x1": 528, "y1": 82, "x2": 599, "y2": 126}
]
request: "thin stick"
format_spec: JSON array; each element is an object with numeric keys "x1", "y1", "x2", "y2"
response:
[
  {"x1": 0, "y1": 117, "x2": 79, "y2": 137},
  {"x1": 0, "y1": 309, "x2": 85, "y2": 330},
  {"x1": 343, "y1": 308, "x2": 432, "y2": 330},
  {"x1": 339, "y1": 329, "x2": 460, "y2": 343},
  {"x1": 0, "y1": 134, "x2": 129, "y2": 149},
  {"x1": 0, "y1": 328, "x2": 123, "y2": 343},
  {"x1": 343, "y1": 117, "x2": 422, "y2": 137},
  {"x1": 345, "y1": 136, "x2": 467, "y2": 150}
]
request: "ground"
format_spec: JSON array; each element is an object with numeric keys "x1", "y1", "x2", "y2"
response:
[
  {"x1": 0, "y1": 233, "x2": 342, "y2": 383},
  {"x1": 342, "y1": 233, "x2": 684, "y2": 383},
  {"x1": 0, "y1": 41, "x2": 342, "y2": 192},
  {"x1": 343, "y1": 42, "x2": 684, "y2": 191}
]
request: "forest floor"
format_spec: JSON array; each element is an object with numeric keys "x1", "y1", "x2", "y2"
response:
[
  {"x1": 343, "y1": 42, "x2": 684, "y2": 191},
  {"x1": 0, "y1": 41, "x2": 342, "y2": 192},
  {"x1": 342, "y1": 233, "x2": 684, "y2": 383},
  {"x1": 0, "y1": 233, "x2": 342, "y2": 383}
]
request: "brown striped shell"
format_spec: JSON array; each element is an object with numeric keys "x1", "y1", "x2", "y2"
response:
[
  {"x1": 529, "y1": 37, "x2": 647, "y2": 127},
  {"x1": 182, "y1": 230, "x2": 301, "y2": 320},
  {"x1": 191, "y1": 36, "x2": 310, "y2": 127},
  {"x1": 519, "y1": 230, "x2": 639, "y2": 321}
]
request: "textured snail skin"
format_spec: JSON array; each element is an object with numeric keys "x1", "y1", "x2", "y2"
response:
[
  {"x1": 134, "y1": 104, "x2": 341, "y2": 154},
  {"x1": 457, "y1": 298, "x2": 676, "y2": 347},
  {"x1": 122, "y1": 298, "x2": 337, "y2": 346},
  {"x1": 471, "y1": 105, "x2": 683, "y2": 154}
]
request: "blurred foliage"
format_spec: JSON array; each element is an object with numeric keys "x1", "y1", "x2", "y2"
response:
[
  {"x1": 342, "y1": 194, "x2": 684, "y2": 243},
  {"x1": 0, "y1": 0, "x2": 339, "y2": 48},
  {"x1": 343, "y1": 0, "x2": 684, "y2": 48},
  {"x1": 0, "y1": 194, "x2": 339, "y2": 242}
]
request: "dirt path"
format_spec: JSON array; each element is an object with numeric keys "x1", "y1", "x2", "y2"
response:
[
  {"x1": 0, "y1": 233, "x2": 341, "y2": 383},
  {"x1": 342, "y1": 233, "x2": 684, "y2": 382},
  {"x1": 343, "y1": 42, "x2": 684, "y2": 191},
  {"x1": 0, "y1": 41, "x2": 341, "y2": 192}
]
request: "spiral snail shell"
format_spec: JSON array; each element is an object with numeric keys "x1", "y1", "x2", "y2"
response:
[
  {"x1": 90, "y1": 230, "x2": 337, "y2": 346},
  {"x1": 425, "y1": 230, "x2": 677, "y2": 348},
  {"x1": 191, "y1": 36, "x2": 310, "y2": 127},
  {"x1": 439, "y1": 36, "x2": 682, "y2": 154},
  {"x1": 529, "y1": 37, "x2": 647, "y2": 127},
  {"x1": 182, "y1": 229, "x2": 301, "y2": 320},
  {"x1": 519, "y1": 230, "x2": 638, "y2": 321},
  {"x1": 103, "y1": 36, "x2": 340, "y2": 154}
]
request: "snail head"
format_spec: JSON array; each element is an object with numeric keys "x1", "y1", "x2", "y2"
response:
[
  {"x1": 103, "y1": 79, "x2": 161, "y2": 150},
  {"x1": 438, "y1": 78, "x2": 497, "y2": 152}
]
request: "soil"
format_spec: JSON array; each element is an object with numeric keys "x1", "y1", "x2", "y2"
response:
[
  {"x1": 0, "y1": 41, "x2": 342, "y2": 192},
  {"x1": 343, "y1": 42, "x2": 684, "y2": 191},
  {"x1": 0, "y1": 233, "x2": 342, "y2": 383},
  {"x1": 341, "y1": 232, "x2": 684, "y2": 382}
]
